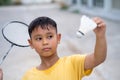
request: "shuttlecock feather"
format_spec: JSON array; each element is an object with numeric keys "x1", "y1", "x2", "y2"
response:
[{"x1": 76, "y1": 15, "x2": 97, "y2": 38}]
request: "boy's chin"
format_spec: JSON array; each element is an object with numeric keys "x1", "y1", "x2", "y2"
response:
[{"x1": 40, "y1": 52, "x2": 55, "y2": 58}]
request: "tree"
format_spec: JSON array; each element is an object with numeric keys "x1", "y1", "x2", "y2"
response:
[{"x1": 0, "y1": 0, "x2": 11, "y2": 6}]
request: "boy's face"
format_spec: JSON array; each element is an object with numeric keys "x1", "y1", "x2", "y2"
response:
[{"x1": 28, "y1": 26, "x2": 61, "y2": 57}]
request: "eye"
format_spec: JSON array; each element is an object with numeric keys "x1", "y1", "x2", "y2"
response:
[
  {"x1": 36, "y1": 37, "x2": 42, "y2": 41},
  {"x1": 47, "y1": 35, "x2": 53, "y2": 39}
]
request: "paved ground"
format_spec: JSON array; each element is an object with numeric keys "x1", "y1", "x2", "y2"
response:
[{"x1": 0, "y1": 3, "x2": 120, "y2": 80}]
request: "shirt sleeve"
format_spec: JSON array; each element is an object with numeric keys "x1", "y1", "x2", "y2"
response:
[
  {"x1": 22, "y1": 68, "x2": 34, "y2": 80},
  {"x1": 70, "y1": 54, "x2": 92, "y2": 78},
  {"x1": 22, "y1": 71, "x2": 29, "y2": 80}
]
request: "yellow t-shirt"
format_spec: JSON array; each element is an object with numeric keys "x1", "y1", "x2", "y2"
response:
[{"x1": 22, "y1": 54, "x2": 92, "y2": 80}]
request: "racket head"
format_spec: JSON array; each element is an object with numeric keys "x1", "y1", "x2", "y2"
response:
[{"x1": 2, "y1": 21, "x2": 30, "y2": 47}]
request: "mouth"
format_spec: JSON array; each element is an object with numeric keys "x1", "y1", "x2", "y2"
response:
[{"x1": 42, "y1": 47, "x2": 51, "y2": 51}]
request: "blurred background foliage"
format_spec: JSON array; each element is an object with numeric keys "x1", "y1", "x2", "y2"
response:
[
  {"x1": 0, "y1": 0, "x2": 21, "y2": 6},
  {"x1": 0, "y1": 0, "x2": 12, "y2": 6}
]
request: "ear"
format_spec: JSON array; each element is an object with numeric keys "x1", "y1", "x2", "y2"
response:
[
  {"x1": 57, "y1": 33, "x2": 61, "y2": 44},
  {"x1": 28, "y1": 39, "x2": 34, "y2": 49}
]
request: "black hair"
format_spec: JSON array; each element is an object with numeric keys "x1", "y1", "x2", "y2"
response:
[{"x1": 28, "y1": 16, "x2": 57, "y2": 37}]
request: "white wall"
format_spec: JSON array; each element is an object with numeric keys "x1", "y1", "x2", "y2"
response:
[{"x1": 21, "y1": 0, "x2": 52, "y2": 4}]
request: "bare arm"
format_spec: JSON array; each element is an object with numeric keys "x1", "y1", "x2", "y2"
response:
[
  {"x1": 0, "y1": 68, "x2": 3, "y2": 80},
  {"x1": 85, "y1": 17, "x2": 107, "y2": 70}
]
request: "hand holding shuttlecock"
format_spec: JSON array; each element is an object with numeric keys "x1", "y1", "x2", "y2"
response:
[{"x1": 76, "y1": 15, "x2": 97, "y2": 38}]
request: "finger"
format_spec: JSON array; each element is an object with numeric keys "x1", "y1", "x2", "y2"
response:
[
  {"x1": 92, "y1": 17, "x2": 103, "y2": 24},
  {"x1": 98, "y1": 22, "x2": 106, "y2": 27},
  {"x1": 92, "y1": 17, "x2": 101, "y2": 22}
]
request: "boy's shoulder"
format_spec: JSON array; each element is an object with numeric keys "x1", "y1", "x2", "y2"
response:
[
  {"x1": 61, "y1": 54, "x2": 86, "y2": 59},
  {"x1": 25, "y1": 54, "x2": 87, "y2": 73},
  {"x1": 24, "y1": 67, "x2": 36, "y2": 74},
  {"x1": 60, "y1": 54, "x2": 87, "y2": 62}
]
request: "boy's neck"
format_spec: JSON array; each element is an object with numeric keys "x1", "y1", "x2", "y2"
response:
[{"x1": 38, "y1": 53, "x2": 59, "y2": 70}]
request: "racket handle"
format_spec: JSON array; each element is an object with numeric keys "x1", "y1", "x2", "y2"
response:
[{"x1": 0, "y1": 44, "x2": 13, "y2": 65}]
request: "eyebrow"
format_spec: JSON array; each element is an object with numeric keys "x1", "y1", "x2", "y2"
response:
[
  {"x1": 33, "y1": 32, "x2": 54, "y2": 38},
  {"x1": 33, "y1": 35, "x2": 42, "y2": 39},
  {"x1": 46, "y1": 32, "x2": 53, "y2": 35}
]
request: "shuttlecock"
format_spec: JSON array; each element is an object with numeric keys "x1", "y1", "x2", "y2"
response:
[{"x1": 76, "y1": 15, "x2": 97, "y2": 38}]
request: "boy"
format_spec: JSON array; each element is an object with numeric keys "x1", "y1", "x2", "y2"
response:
[{"x1": 0, "y1": 16, "x2": 107, "y2": 80}]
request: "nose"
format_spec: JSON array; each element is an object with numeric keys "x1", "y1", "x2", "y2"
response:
[{"x1": 43, "y1": 38, "x2": 48, "y2": 45}]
